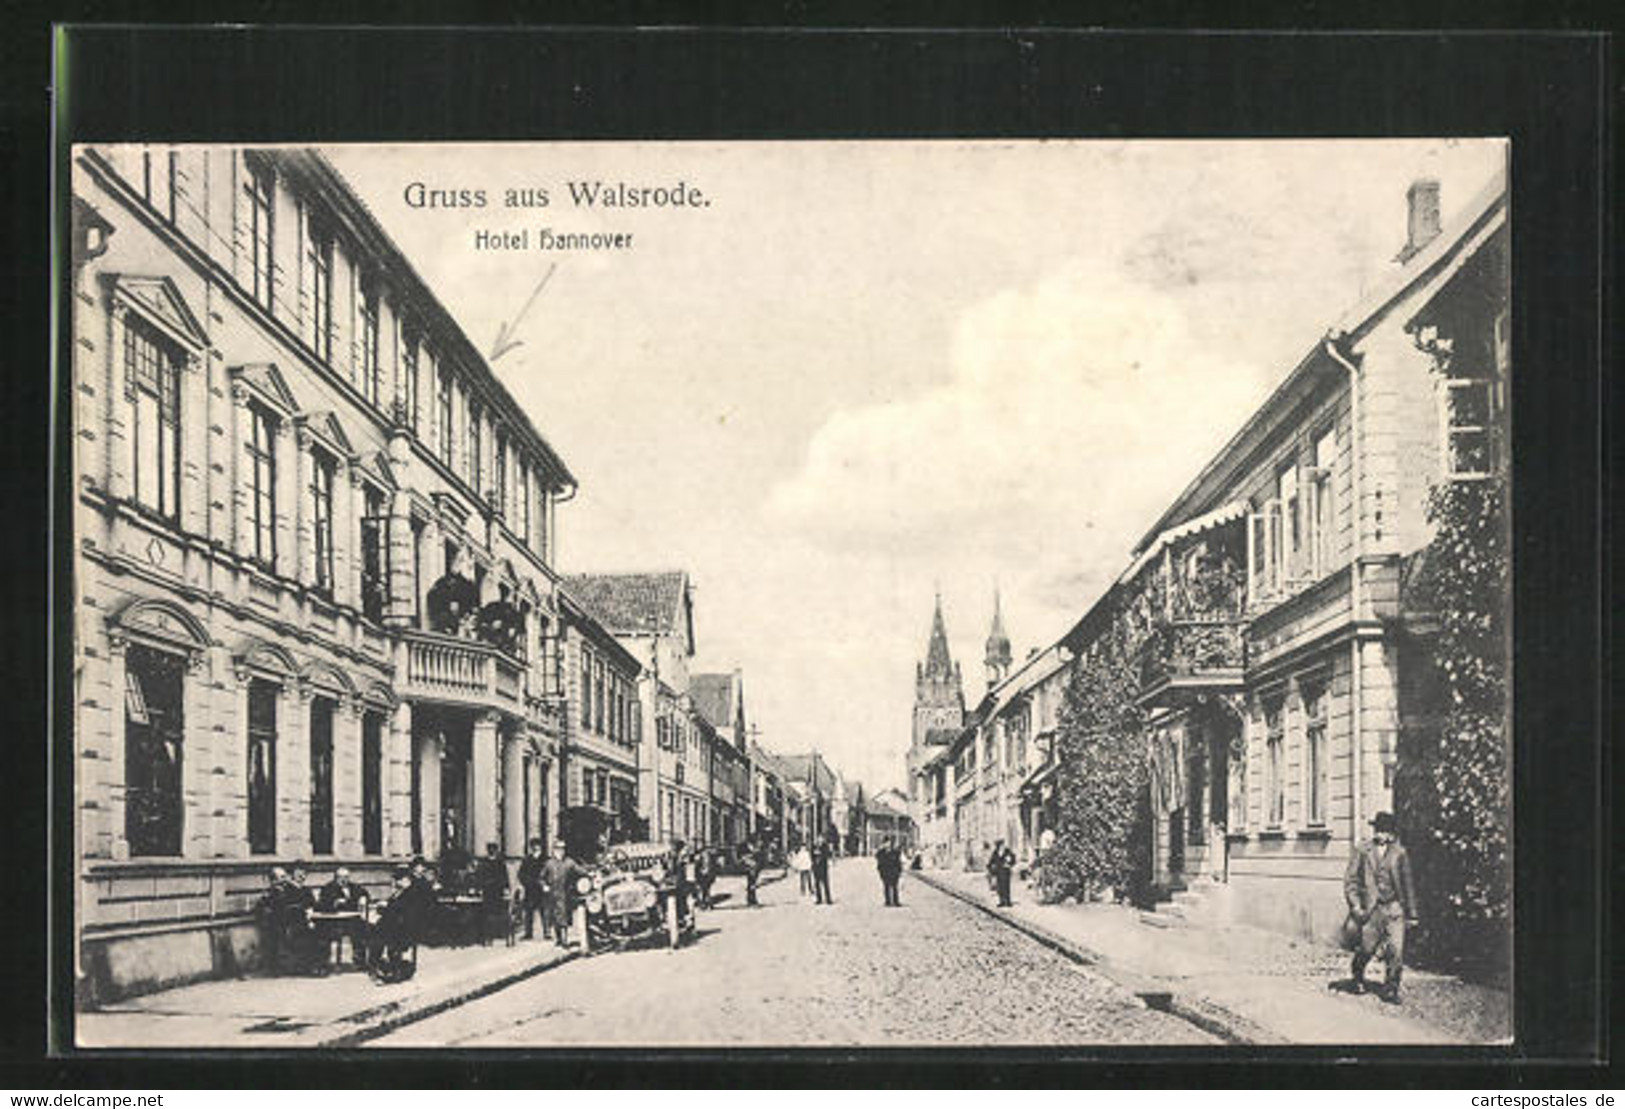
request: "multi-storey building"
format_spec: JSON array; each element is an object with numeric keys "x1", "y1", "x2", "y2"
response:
[
  {"x1": 1061, "y1": 171, "x2": 1508, "y2": 944},
  {"x1": 562, "y1": 571, "x2": 714, "y2": 845},
  {"x1": 557, "y1": 590, "x2": 643, "y2": 852},
  {"x1": 748, "y1": 741, "x2": 790, "y2": 853},
  {"x1": 692, "y1": 670, "x2": 752, "y2": 847},
  {"x1": 70, "y1": 146, "x2": 577, "y2": 1002}
]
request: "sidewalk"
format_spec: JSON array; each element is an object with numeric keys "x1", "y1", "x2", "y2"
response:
[
  {"x1": 77, "y1": 937, "x2": 580, "y2": 1049},
  {"x1": 911, "y1": 867, "x2": 1508, "y2": 1046}
]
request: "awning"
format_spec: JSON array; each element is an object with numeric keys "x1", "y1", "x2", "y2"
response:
[
  {"x1": 1119, "y1": 499, "x2": 1249, "y2": 585},
  {"x1": 1019, "y1": 759, "x2": 1061, "y2": 795}
]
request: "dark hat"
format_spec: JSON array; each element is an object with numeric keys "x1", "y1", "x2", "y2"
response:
[
  {"x1": 392, "y1": 865, "x2": 412, "y2": 880},
  {"x1": 1370, "y1": 811, "x2": 1397, "y2": 833}
]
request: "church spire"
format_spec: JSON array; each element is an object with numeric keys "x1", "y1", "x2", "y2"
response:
[
  {"x1": 924, "y1": 591, "x2": 954, "y2": 679},
  {"x1": 985, "y1": 587, "x2": 1013, "y2": 687}
]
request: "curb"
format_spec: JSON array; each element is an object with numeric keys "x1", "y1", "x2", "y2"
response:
[
  {"x1": 908, "y1": 869, "x2": 1283, "y2": 1046},
  {"x1": 314, "y1": 947, "x2": 582, "y2": 1048}
]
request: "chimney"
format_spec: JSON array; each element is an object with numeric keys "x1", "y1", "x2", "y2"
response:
[{"x1": 1399, "y1": 178, "x2": 1441, "y2": 262}]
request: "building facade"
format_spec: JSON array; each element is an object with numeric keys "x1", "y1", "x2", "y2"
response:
[
  {"x1": 71, "y1": 146, "x2": 576, "y2": 1002},
  {"x1": 557, "y1": 591, "x2": 644, "y2": 854}
]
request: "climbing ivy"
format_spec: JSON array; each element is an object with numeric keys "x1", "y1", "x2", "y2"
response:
[{"x1": 1040, "y1": 594, "x2": 1155, "y2": 906}]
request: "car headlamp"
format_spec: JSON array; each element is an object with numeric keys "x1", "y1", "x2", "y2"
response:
[
  {"x1": 647, "y1": 863, "x2": 665, "y2": 883},
  {"x1": 585, "y1": 891, "x2": 603, "y2": 913},
  {"x1": 576, "y1": 876, "x2": 593, "y2": 894}
]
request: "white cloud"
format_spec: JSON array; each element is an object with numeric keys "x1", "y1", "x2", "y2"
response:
[{"x1": 764, "y1": 261, "x2": 1277, "y2": 594}]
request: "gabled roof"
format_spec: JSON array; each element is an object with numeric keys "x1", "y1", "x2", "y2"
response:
[
  {"x1": 777, "y1": 753, "x2": 839, "y2": 795},
  {"x1": 562, "y1": 571, "x2": 694, "y2": 651},
  {"x1": 689, "y1": 671, "x2": 740, "y2": 733}
]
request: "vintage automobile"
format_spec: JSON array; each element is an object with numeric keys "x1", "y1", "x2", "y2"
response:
[{"x1": 578, "y1": 841, "x2": 696, "y2": 951}]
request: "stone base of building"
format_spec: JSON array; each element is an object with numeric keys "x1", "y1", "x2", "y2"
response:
[
  {"x1": 80, "y1": 916, "x2": 266, "y2": 1008},
  {"x1": 1224, "y1": 871, "x2": 1348, "y2": 948}
]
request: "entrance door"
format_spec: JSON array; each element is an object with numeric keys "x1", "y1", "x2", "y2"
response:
[
  {"x1": 440, "y1": 721, "x2": 471, "y2": 856},
  {"x1": 1168, "y1": 808, "x2": 1186, "y2": 879}
]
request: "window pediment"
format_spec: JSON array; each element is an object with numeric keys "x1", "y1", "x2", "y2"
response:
[
  {"x1": 230, "y1": 362, "x2": 298, "y2": 417},
  {"x1": 106, "y1": 274, "x2": 208, "y2": 353},
  {"x1": 297, "y1": 410, "x2": 356, "y2": 461}
]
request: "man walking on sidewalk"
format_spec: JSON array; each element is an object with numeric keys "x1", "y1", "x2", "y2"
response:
[
  {"x1": 517, "y1": 839, "x2": 546, "y2": 940},
  {"x1": 539, "y1": 841, "x2": 578, "y2": 947},
  {"x1": 875, "y1": 836, "x2": 903, "y2": 907},
  {"x1": 810, "y1": 837, "x2": 833, "y2": 905},
  {"x1": 1342, "y1": 811, "x2": 1420, "y2": 1004},
  {"x1": 987, "y1": 839, "x2": 1016, "y2": 908}
]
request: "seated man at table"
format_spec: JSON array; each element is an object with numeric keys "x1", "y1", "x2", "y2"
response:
[
  {"x1": 369, "y1": 867, "x2": 430, "y2": 984},
  {"x1": 315, "y1": 867, "x2": 370, "y2": 971}
]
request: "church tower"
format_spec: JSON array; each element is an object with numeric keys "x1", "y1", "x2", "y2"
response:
[
  {"x1": 911, "y1": 592, "x2": 966, "y2": 752},
  {"x1": 984, "y1": 587, "x2": 1013, "y2": 689}
]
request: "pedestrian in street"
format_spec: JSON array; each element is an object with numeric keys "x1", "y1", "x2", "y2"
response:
[
  {"x1": 741, "y1": 839, "x2": 761, "y2": 907},
  {"x1": 792, "y1": 843, "x2": 813, "y2": 897},
  {"x1": 516, "y1": 839, "x2": 547, "y2": 940},
  {"x1": 475, "y1": 841, "x2": 510, "y2": 944},
  {"x1": 539, "y1": 841, "x2": 579, "y2": 948},
  {"x1": 694, "y1": 847, "x2": 716, "y2": 910},
  {"x1": 987, "y1": 839, "x2": 1016, "y2": 908},
  {"x1": 810, "y1": 838, "x2": 833, "y2": 905},
  {"x1": 1341, "y1": 811, "x2": 1420, "y2": 1004},
  {"x1": 875, "y1": 836, "x2": 903, "y2": 907}
]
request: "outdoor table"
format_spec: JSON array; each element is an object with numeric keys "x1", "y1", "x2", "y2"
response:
[
  {"x1": 434, "y1": 895, "x2": 489, "y2": 946},
  {"x1": 309, "y1": 909, "x2": 367, "y2": 969}
]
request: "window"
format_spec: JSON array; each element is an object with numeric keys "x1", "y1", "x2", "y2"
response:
[
  {"x1": 362, "y1": 711, "x2": 384, "y2": 856},
  {"x1": 1310, "y1": 427, "x2": 1336, "y2": 577},
  {"x1": 494, "y1": 434, "x2": 507, "y2": 516},
  {"x1": 1303, "y1": 680, "x2": 1328, "y2": 826},
  {"x1": 1442, "y1": 377, "x2": 1497, "y2": 478},
  {"x1": 402, "y1": 336, "x2": 420, "y2": 432},
  {"x1": 517, "y1": 462, "x2": 531, "y2": 547},
  {"x1": 247, "y1": 405, "x2": 277, "y2": 567},
  {"x1": 309, "y1": 697, "x2": 335, "y2": 855},
  {"x1": 360, "y1": 485, "x2": 386, "y2": 622},
  {"x1": 247, "y1": 678, "x2": 278, "y2": 855},
  {"x1": 593, "y1": 658, "x2": 606, "y2": 733},
  {"x1": 1277, "y1": 462, "x2": 1300, "y2": 580},
  {"x1": 245, "y1": 156, "x2": 275, "y2": 309},
  {"x1": 1264, "y1": 698, "x2": 1285, "y2": 828},
  {"x1": 307, "y1": 221, "x2": 334, "y2": 361},
  {"x1": 580, "y1": 649, "x2": 594, "y2": 729},
  {"x1": 125, "y1": 316, "x2": 182, "y2": 521},
  {"x1": 359, "y1": 283, "x2": 381, "y2": 406},
  {"x1": 310, "y1": 451, "x2": 336, "y2": 597},
  {"x1": 436, "y1": 368, "x2": 454, "y2": 466},
  {"x1": 468, "y1": 402, "x2": 483, "y2": 493},
  {"x1": 124, "y1": 644, "x2": 185, "y2": 857}
]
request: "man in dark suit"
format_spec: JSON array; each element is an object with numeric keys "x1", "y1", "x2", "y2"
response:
[
  {"x1": 986, "y1": 840, "x2": 1016, "y2": 908},
  {"x1": 1342, "y1": 811, "x2": 1421, "y2": 1003},
  {"x1": 875, "y1": 837, "x2": 903, "y2": 907},
  {"x1": 810, "y1": 837, "x2": 833, "y2": 905},
  {"x1": 538, "y1": 841, "x2": 579, "y2": 947},
  {"x1": 516, "y1": 839, "x2": 547, "y2": 940},
  {"x1": 474, "y1": 841, "x2": 509, "y2": 944}
]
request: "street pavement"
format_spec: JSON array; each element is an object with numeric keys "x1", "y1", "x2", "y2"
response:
[{"x1": 370, "y1": 857, "x2": 1219, "y2": 1047}]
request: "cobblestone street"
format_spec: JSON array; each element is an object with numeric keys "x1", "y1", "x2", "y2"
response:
[{"x1": 370, "y1": 859, "x2": 1218, "y2": 1047}]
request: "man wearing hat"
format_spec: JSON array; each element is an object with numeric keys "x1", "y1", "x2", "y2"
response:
[{"x1": 1342, "y1": 811, "x2": 1420, "y2": 1003}]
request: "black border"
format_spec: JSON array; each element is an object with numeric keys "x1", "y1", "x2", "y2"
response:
[{"x1": 5, "y1": 14, "x2": 1612, "y2": 1088}]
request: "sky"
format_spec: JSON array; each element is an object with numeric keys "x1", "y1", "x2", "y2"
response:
[{"x1": 325, "y1": 139, "x2": 1505, "y2": 794}]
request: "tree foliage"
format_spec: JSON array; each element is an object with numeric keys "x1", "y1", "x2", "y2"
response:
[
  {"x1": 1398, "y1": 477, "x2": 1511, "y2": 976},
  {"x1": 1039, "y1": 601, "x2": 1154, "y2": 906}
]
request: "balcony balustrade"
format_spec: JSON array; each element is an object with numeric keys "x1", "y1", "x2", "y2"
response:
[
  {"x1": 1138, "y1": 617, "x2": 1247, "y2": 696},
  {"x1": 401, "y1": 629, "x2": 527, "y2": 708}
]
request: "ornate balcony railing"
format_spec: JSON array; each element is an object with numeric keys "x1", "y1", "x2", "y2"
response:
[
  {"x1": 1138, "y1": 617, "x2": 1247, "y2": 694},
  {"x1": 401, "y1": 629, "x2": 526, "y2": 707}
]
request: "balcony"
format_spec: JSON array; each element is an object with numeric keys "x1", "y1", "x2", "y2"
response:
[
  {"x1": 401, "y1": 629, "x2": 526, "y2": 709},
  {"x1": 1137, "y1": 617, "x2": 1246, "y2": 704}
]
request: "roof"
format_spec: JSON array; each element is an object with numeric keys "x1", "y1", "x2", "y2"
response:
[
  {"x1": 562, "y1": 571, "x2": 692, "y2": 646},
  {"x1": 777, "y1": 754, "x2": 839, "y2": 795},
  {"x1": 557, "y1": 590, "x2": 643, "y2": 674},
  {"x1": 922, "y1": 593, "x2": 955, "y2": 679},
  {"x1": 689, "y1": 672, "x2": 739, "y2": 732},
  {"x1": 867, "y1": 793, "x2": 911, "y2": 820}
]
